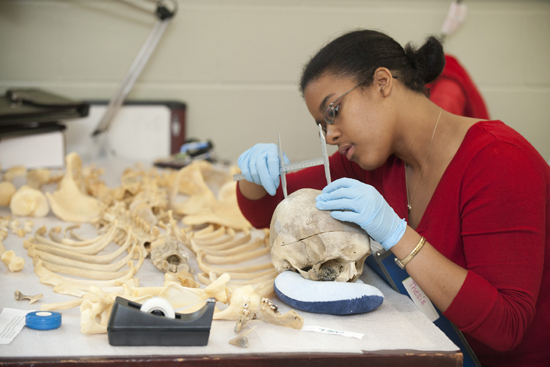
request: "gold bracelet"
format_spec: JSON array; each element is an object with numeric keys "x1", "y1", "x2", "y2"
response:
[{"x1": 394, "y1": 236, "x2": 426, "y2": 269}]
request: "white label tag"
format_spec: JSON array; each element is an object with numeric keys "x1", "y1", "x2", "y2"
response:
[
  {"x1": 402, "y1": 277, "x2": 440, "y2": 322},
  {"x1": 301, "y1": 325, "x2": 364, "y2": 339},
  {"x1": 0, "y1": 308, "x2": 32, "y2": 345}
]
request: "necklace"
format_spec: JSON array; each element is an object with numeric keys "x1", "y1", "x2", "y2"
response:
[{"x1": 406, "y1": 107, "x2": 443, "y2": 212}]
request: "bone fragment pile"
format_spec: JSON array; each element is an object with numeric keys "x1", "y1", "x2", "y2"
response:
[{"x1": 1, "y1": 153, "x2": 302, "y2": 341}]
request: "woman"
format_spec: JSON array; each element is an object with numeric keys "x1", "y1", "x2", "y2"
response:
[{"x1": 236, "y1": 30, "x2": 549, "y2": 367}]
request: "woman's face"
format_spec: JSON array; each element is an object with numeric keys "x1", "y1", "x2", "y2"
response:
[{"x1": 304, "y1": 74, "x2": 394, "y2": 170}]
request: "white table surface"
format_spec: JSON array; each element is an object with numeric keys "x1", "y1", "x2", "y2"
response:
[{"x1": 0, "y1": 158, "x2": 459, "y2": 359}]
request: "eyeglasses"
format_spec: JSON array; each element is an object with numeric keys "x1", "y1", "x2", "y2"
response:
[
  {"x1": 319, "y1": 74, "x2": 399, "y2": 135},
  {"x1": 319, "y1": 80, "x2": 365, "y2": 135},
  {"x1": 323, "y1": 81, "x2": 365, "y2": 125}
]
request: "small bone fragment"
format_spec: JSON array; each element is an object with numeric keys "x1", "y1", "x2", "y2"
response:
[
  {"x1": 3, "y1": 166, "x2": 27, "y2": 182},
  {"x1": 229, "y1": 326, "x2": 257, "y2": 348},
  {"x1": 0, "y1": 181, "x2": 16, "y2": 206},
  {"x1": 0, "y1": 229, "x2": 7, "y2": 241},
  {"x1": 10, "y1": 185, "x2": 50, "y2": 217},
  {"x1": 27, "y1": 169, "x2": 51, "y2": 189},
  {"x1": 23, "y1": 220, "x2": 33, "y2": 233},
  {"x1": 10, "y1": 219, "x2": 19, "y2": 234},
  {"x1": 14, "y1": 290, "x2": 43, "y2": 304},
  {"x1": 0, "y1": 240, "x2": 25, "y2": 272},
  {"x1": 164, "y1": 270, "x2": 200, "y2": 288}
]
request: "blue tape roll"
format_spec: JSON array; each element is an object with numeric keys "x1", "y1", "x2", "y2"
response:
[{"x1": 26, "y1": 311, "x2": 62, "y2": 330}]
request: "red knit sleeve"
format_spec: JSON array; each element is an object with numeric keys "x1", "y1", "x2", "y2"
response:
[{"x1": 443, "y1": 140, "x2": 546, "y2": 351}]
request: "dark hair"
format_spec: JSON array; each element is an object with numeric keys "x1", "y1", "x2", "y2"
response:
[{"x1": 299, "y1": 29, "x2": 445, "y2": 96}]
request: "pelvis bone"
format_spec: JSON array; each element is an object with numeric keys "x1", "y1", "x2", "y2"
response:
[{"x1": 270, "y1": 189, "x2": 371, "y2": 282}]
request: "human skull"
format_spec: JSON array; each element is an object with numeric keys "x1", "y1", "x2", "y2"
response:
[{"x1": 269, "y1": 188, "x2": 371, "y2": 282}]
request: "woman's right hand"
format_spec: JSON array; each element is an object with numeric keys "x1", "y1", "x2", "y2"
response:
[{"x1": 237, "y1": 143, "x2": 289, "y2": 196}]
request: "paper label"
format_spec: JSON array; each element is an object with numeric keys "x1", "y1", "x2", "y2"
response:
[
  {"x1": 302, "y1": 325, "x2": 364, "y2": 339},
  {"x1": 402, "y1": 277, "x2": 439, "y2": 322},
  {"x1": 0, "y1": 308, "x2": 32, "y2": 345}
]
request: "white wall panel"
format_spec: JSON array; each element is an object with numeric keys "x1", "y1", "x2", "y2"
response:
[{"x1": 0, "y1": 0, "x2": 548, "y2": 161}]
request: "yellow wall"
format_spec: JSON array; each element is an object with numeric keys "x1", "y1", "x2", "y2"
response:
[{"x1": 1, "y1": 0, "x2": 549, "y2": 162}]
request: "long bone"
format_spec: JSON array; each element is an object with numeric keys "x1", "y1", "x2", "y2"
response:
[
  {"x1": 25, "y1": 229, "x2": 135, "y2": 264},
  {"x1": 194, "y1": 224, "x2": 215, "y2": 236},
  {"x1": 192, "y1": 229, "x2": 249, "y2": 248},
  {"x1": 190, "y1": 231, "x2": 252, "y2": 251},
  {"x1": 197, "y1": 268, "x2": 275, "y2": 284},
  {"x1": 198, "y1": 269, "x2": 277, "y2": 285},
  {"x1": 33, "y1": 224, "x2": 118, "y2": 254},
  {"x1": 38, "y1": 270, "x2": 139, "y2": 292},
  {"x1": 196, "y1": 251, "x2": 274, "y2": 276},
  {"x1": 206, "y1": 272, "x2": 276, "y2": 298},
  {"x1": 218, "y1": 270, "x2": 277, "y2": 286},
  {"x1": 47, "y1": 224, "x2": 101, "y2": 245},
  {"x1": 192, "y1": 226, "x2": 227, "y2": 241},
  {"x1": 192, "y1": 231, "x2": 239, "y2": 248},
  {"x1": 35, "y1": 258, "x2": 137, "y2": 286},
  {"x1": 29, "y1": 243, "x2": 137, "y2": 272},
  {"x1": 66, "y1": 224, "x2": 88, "y2": 241},
  {"x1": 34, "y1": 247, "x2": 144, "y2": 289},
  {"x1": 195, "y1": 237, "x2": 264, "y2": 257},
  {"x1": 41, "y1": 284, "x2": 132, "y2": 311},
  {"x1": 34, "y1": 255, "x2": 137, "y2": 281},
  {"x1": 203, "y1": 246, "x2": 270, "y2": 265},
  {"x1": 52, "y1": 280, "x2": 139, "y2": 297}
]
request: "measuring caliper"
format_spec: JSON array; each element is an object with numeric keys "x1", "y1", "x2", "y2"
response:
[{"x1": 233, "y1": 124, "x2": 331, "y2": 197}]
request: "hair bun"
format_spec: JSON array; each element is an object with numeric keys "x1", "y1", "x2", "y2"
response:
[{"x1": 404, "y1": 36, "x2": 445, "y2": 85}]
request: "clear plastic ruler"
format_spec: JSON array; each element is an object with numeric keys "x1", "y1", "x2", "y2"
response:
[{"x1": 233, "y1": 124, "x2": 331, "y2": 197}]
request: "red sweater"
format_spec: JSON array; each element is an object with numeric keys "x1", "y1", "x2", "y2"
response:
[{"x1": 237, "y1": 121, "x2": 550, "y2": 367}]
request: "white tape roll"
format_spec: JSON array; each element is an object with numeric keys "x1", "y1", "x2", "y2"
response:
[{"x1": 140, "y1": 298, "x2": 176, "y2": 319}]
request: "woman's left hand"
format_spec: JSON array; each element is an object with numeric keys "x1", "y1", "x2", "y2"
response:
[{"x1": 315, "y1": 178, "x2": 407, "y2": 251}]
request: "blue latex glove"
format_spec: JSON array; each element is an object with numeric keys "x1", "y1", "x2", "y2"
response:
[
  {"x1": 315, "y1": 178, "x2": 406, "y2": 251},
  {"x1": 238, "y1": 143, "x2": 289, "y2": 196}
]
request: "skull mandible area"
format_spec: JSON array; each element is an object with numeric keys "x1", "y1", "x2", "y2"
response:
[{"x1": 269, "y1": 188, "x2": 371, "y2": 282}]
